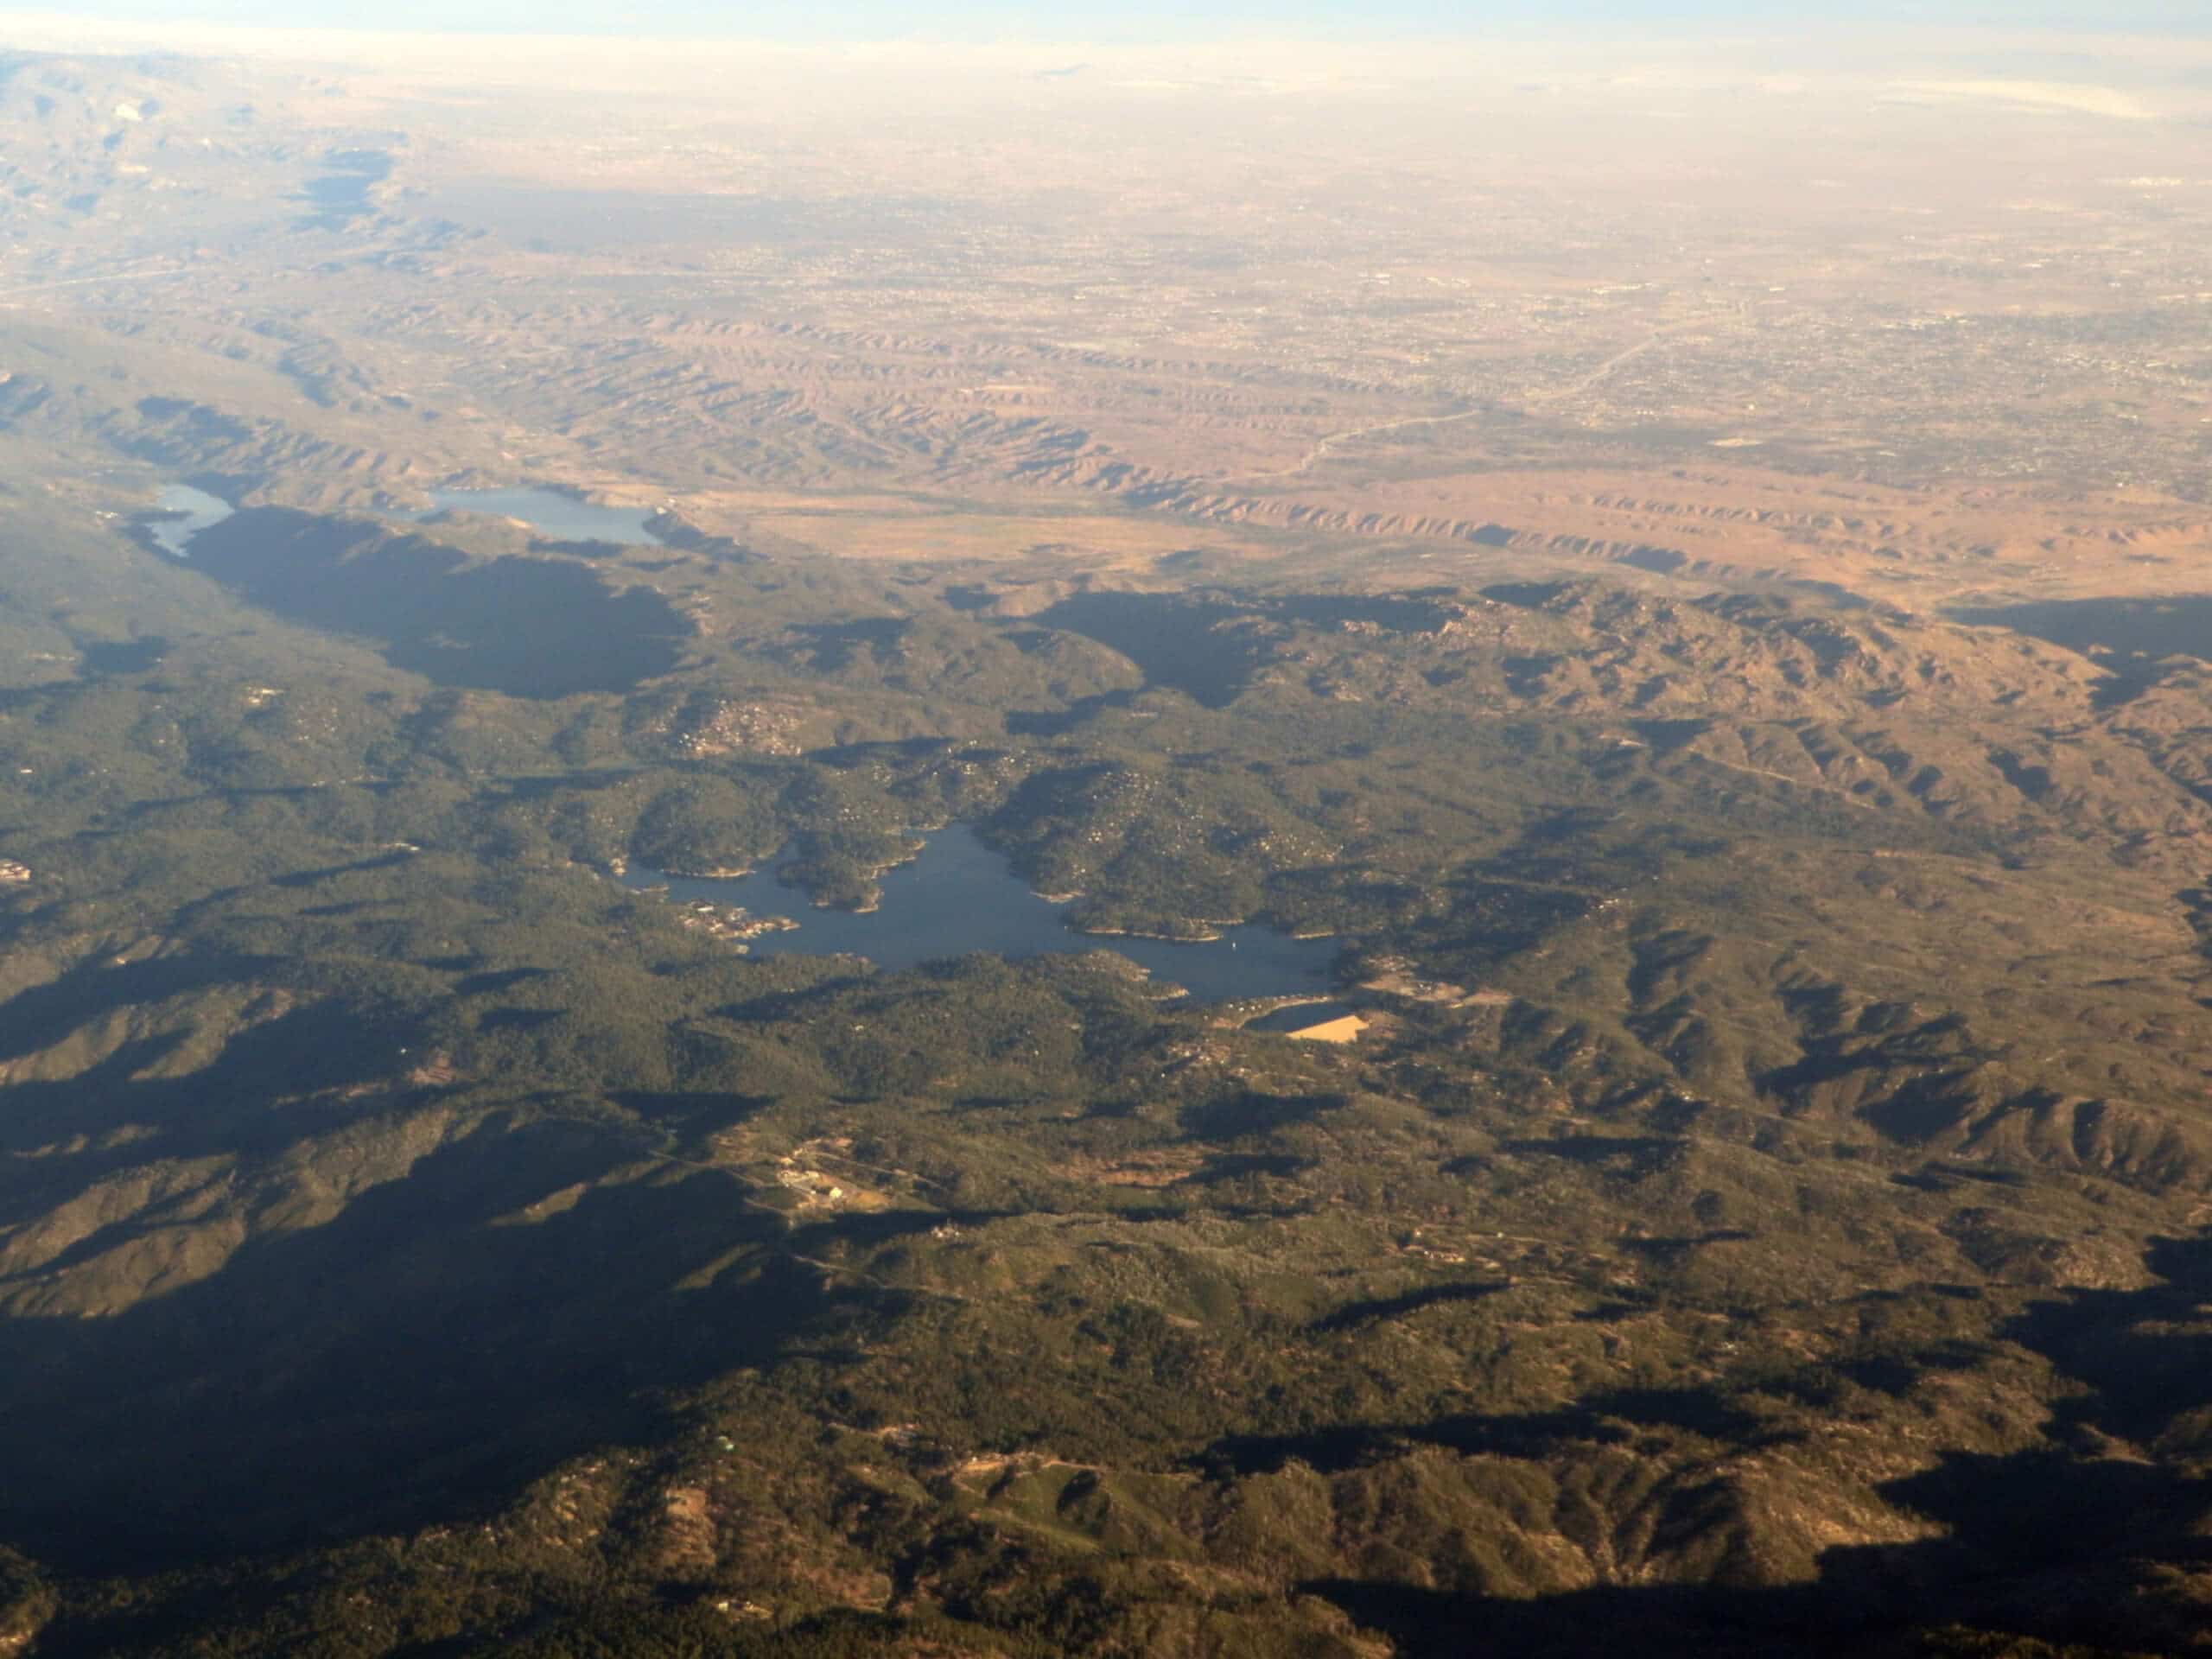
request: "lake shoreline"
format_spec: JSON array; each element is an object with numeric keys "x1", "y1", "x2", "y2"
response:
[{"x1": 620, "y1": 823, "x2": 1340, "y2": 1002}]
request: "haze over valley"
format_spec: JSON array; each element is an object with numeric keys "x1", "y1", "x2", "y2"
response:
[{"x1": 4, "y1": 12, "x2": 2212, "y2": 1656}]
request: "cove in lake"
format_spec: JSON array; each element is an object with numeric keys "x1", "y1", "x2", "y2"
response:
[
  {"x1": 624, "y1": 824, "x2": 1338, "y2": 1002},
  {"x1": 145, "y1": 483, "x2": 237, "y2": 557},
  {"x1": 410, "y1": 487, "x2": 666, "y2": 548}
]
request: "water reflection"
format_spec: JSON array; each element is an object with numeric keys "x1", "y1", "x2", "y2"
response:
[
  {"x1": 623, "y1": 823, "x2": 1338, "y2": 1001},
  {"x1": 145, "y1": 484, "x2": 236, "y2": 558},
  {"x1": 413, "y1": 487, "x2": 665, "y2": 548}
]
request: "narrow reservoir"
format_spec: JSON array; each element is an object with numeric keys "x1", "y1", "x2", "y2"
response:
[{"x1": 413, "y1": 487, "x2": 666, "y2": 548}]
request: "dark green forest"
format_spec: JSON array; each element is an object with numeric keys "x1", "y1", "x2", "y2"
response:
[{"x1": 2, "y1": 496, "x2": 2208, "y2": 1657}]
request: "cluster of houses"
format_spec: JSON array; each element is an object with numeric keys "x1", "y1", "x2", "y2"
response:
[{"x1": 674, "y1": 899, "x2": 798, "y2": 948}]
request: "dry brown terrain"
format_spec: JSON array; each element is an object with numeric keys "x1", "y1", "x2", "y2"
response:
[
  {"x1": 10, "y1": 20, "x2": 2212, "y2": 1658},
  {"x1": 1, "y1": 26, "x2": 2209, "y2": 614}
]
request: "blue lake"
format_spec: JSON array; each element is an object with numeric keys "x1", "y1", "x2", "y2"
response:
[
  {"x1": 623, "y1": 823, "x2": 1338, "y2": 1001},
  {"x1": 146, "y1": 484, "x2": 236, "y2": 557},
  {"x1": 296, "y1": 149, "x2": 391, "y2": 232},
  {"x1": 416, "y1": 487, "x2": 665, "y2": 547},
  {"x1": 146, "y1": 483, "x2": 665, "y2": 555}
]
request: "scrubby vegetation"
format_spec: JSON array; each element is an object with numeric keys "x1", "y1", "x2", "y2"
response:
[{"x1": 5, "y1": 493, "x2": 2212, "y2": 1656}]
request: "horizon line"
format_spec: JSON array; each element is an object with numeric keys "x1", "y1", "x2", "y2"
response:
[{"x1": 4, "y1": 6, "x2": 2211, "y2": 52}]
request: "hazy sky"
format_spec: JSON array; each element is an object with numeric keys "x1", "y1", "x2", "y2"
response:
[{"x1": 30, "y1": 0, "x2": 2212, "y2": 39}]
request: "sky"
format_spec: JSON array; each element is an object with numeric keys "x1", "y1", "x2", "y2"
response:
[{"x1": 24, "y1": 0, "x2": 2212, "y2": 40}]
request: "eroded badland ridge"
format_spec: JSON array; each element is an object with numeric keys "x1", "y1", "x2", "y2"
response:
[{"x1": 4, "y1": 30, "x2": 2212, "y2": 1656}]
